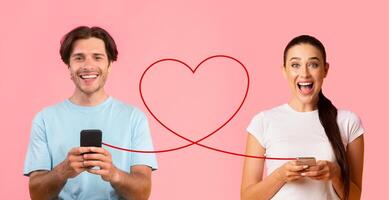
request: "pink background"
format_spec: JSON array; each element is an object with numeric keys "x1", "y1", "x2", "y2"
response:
[{"x1": 0, "y1": 0, "x2": 388, "y2": 199}]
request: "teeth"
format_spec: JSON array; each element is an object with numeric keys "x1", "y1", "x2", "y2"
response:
[
  {"x1": 81, "y1": 74, "x2": 98, "y2": 79},
  {"x1": 298, "y1": 82, "x2": 313, "y2": 86}
]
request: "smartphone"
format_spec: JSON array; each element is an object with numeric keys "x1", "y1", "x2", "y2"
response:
[
  {"x1": 296, "y1": 157, "x2": 316, "y2": 166},
  {"x1": 80, "y1": 129, "x2": 102, "y2": 148}
]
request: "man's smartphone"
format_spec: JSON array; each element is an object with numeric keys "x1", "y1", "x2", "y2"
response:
[
  {"x1": 80, "y1": 129, "x2": 102, "y2": 151},
  {"x1": 296, "y1": 157, "x2": 316, "y2": 167},
  {"x1": 80, "y1": 130, "x2": 102, "y2": 169}
]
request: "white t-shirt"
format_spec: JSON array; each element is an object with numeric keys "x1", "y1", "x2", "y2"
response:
[{"x1": 246, "y1": 104, "x2": 364, "y2": 200}]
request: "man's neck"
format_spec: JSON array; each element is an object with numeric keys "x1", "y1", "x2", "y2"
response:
[{"x1": 69, "y1": 89, "x2": 109, "y2": 106}]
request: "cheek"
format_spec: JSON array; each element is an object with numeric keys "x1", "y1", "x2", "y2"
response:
[
  {"x1": 312, "y1": 71, "x2": 326, "y2": 82},
  {"x1": 286, "y1": 71, "x2": 298, "y2": 82},
  {"x1": 69, "y1": 68, "x2": 80, "y2": 80}
]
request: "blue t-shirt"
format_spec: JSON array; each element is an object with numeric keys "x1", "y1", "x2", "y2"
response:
[{"x1": 24, "y1": 97, "x2": 158, "y2": 200}]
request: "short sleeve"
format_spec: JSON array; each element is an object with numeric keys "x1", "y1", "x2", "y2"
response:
[
  {"x1": 345, "y1": 111, "x2": 365, "y2": 143},
  {"x1": 246, "y1": 112, "x2": 266, "y2": 148},
  {"x1": 23, "y1": 112, "x2": 52, "y2": 176},
  {"x1": 130, "y1": 109, "x2": 158, "y2": 170}
]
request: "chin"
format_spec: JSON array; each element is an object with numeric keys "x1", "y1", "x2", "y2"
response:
[
  {"x1": 80, "y1": 87, "x2": 100, "y2": 95},
  {"x1": 297, "y1": 94, "x2": 316, "y2": 104}
]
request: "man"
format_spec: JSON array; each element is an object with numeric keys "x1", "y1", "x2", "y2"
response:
[{"x1": 24, "y1": 26, "x2": 157, "y2": 200}]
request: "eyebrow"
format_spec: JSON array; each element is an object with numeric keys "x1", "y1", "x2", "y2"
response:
[
  {"x1": 92, "y1": 53, "x2": 106, "y2": 57},
  {"x1": 289, "y1": 57, "x2": 301, "y2": 61},
  {"x1": 308, "y1": 57, "x2": 320, "y2": 61},
  {"x1": 71, "y1": 53, "x2": 106, "y2": 57},
  {"x1": 289, "y1": 57, "x2": 321, "y2": 61}
]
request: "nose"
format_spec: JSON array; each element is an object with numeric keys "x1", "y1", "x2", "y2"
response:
[
  {"x1": 82, "y1": 57, "x2": 95, "y2": 70},
  {"x1": 299, "y1": 65, "x2": 310, "y2": 78}
]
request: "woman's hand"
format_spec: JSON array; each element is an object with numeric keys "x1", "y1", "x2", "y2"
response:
[
  {"x1": 274, "y1": 160, "x2": 309, "y2": 183},
  {"x1": 301, "y1": 160, "x2": 341, "y2": 181}
]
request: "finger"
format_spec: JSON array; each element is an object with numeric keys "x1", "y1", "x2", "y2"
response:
[
  {"x1": 84, "y1": 160, "x2": 111, "y2": 170},
  {"x1": 305, "y1": 165, "x2": 324, "y2": 171},
  {"x1": 69, "y1": 147, "x2": 93, "y2": 155},
  {"x1": 301, "y1": 169, "x2": 325, "y2": 177},
  {"x1": 83, "y1": 160, "x2": 108, "y2": 168},
  {"x1": 83, "y1": 153, "x2": 108, "y2": 162},
  {"x1": 286, "y1": 171, "x2": 303, "y2": 177},
  {"x1": 316, "y1": 160, "x2": 328, "y2": 166},
  {"x1": 88, "y1": 147, "x2": 110, "y2": 156},
  {"x1": 87, "y1": 168, "x2": 110, "y2": 177},
  {"x1": 68, "y1": 154, "x2": 84, "y2": 162},
  {"x1": 87, "y1": 168, "x2": 103, "y2": 175},
  {"x1": 70, "y1": 161, "x2": 86, "y2": 170},
  {"x1": 69, "y1": 147, "x2": 82, "y2": 155},
  {"x1": 289, "y1": 165, "x2": 309, "y2": 172},
  {"x1": 290, "y1": 160, "x2": 298, "y2": 165}
]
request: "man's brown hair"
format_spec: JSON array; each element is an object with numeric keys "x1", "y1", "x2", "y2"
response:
[{"x1": 60, "y1": 26, "x2": 118, "y2": 65}]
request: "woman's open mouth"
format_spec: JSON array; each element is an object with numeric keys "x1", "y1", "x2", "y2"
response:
[{"x1": 297, "y1": 82, "x2": 314, "y2": 95}]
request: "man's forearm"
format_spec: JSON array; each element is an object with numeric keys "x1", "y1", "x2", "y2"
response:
[
  {"x1": 110, "y1": 169, "x2": 151, "y2": 200},
  {"x1": 29, "y1": 162, "x2": 68, "y2": 200}
]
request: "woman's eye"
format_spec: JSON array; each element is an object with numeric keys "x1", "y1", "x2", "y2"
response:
[{"x1": 291, "y1": 63, "x2": 300, "y2": 68}]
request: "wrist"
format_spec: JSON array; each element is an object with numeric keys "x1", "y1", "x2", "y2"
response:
[
  {"x1": 273, "y1": 167, "x2": 287, "y2": 183},
  {"x1": 110, "y1": 166, "x2": 122, "y2": 186},
  {"x1": 332, "y1": 163, "x2": 340, "y2": 177},
  {"x1": 330, "y1": 163, "x2": 342, "y2": 183},
  {"x1": 53, "y1": 161, "x2": 68, "y2": 183}
]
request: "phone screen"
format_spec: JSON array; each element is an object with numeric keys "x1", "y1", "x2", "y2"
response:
[{"x1": 80, "y1": 129, "x2": 102, "y2": 148}]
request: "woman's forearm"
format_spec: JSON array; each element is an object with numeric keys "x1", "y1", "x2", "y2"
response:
[
  {"x1": 349, "y1": 181, "x2": 362, "y2": 200},
  {"x1": 241, "y1": 169, "x2": 285, "y2": 200},
  {"x1": 332, "y1": 177, "x2": 361, "y2": 200}
]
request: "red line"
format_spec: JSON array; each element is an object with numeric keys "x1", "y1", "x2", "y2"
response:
[{"x1": 102, "y1": 141, "x2": 296, "y2": 160}]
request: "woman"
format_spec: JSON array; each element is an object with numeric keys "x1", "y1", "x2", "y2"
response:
[{"x1": 241, "y1": 35, "x2": 364, "y2": 200}]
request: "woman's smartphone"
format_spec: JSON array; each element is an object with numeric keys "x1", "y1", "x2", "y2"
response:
[
  {"x1": 80, "y1": 129, "x2": 102, "y2": 148},
  {"x1": 296, "y1": 157, "x2": 316, "y2": 166}
]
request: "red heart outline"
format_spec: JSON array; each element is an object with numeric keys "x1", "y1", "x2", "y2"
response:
[
  {"x1": 139, "y1": 55, "x2": 249, "y2": 152},
  {"x1": 103, "y1": 55, "x2": 295, "y2": 160}
]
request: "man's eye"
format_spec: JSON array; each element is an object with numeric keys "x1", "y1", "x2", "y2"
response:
[
  {"x1": 308, "y1": 63, "x2": 319, "y2": 68},
  {"x1": 74, "y1": 57, "x2": 83, "y2": 61}
]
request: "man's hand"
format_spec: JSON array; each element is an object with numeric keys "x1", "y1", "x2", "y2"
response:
[
  {"x1": 81, "y1": 147, "x2": 152, "y2": 199},
  {"x1": 57, "y1": 147, "x2": 92, "y2": 180},
  {"x1": 82, "y1": 147, "x2": 120, "y2": 182}
]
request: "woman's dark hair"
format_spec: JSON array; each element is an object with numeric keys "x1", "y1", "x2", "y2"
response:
[
  {"x1": 59, "y1": 26, "x2": 118, "y2": 65},
  {"x1": 283, "y1": 35, "x2": 349, "y2": 199}
]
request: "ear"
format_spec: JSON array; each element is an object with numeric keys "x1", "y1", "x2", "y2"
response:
[
  {"x1": 324, "y1": 62, "x2": 329, "y2": 78},
  {"x1": 282, "y1": 65, "x2": 287, "y2": 79},
  {"x1": 108, "y1": 62, "x2": 112, "y2": 73},
  {"x1": 67, "y1": 65, "x2": 73, "y2": 80}
]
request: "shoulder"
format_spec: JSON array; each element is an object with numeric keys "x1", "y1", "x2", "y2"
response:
[
  {"x1": 337, "y1": 108, "x2": 365, "y2": 142},
  {"x1": 248, "y1": 104, "x2": 288, "y2": 130},
  {"x1": 251, "y1": 104, "x2": 288, "y2": 121},
  {"x1": 110, "y1": 97, "x2": 148, "y2": 120},
  {"x1": 337, "y1": 109, "x2": 362, "y2": 124},
  {"x1": 33, "y1": 100, "x2": 67, "y2": 121}
]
